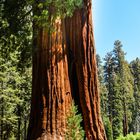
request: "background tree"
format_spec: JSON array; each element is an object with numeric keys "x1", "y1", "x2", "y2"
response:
[
  {"x1": 0, "y1": 34, "x2": 32, "y2": 140},
  {"x1": 96, "y1": 54, "x2": 108, "y2": 117},
  {"x1": 113, "y1": 40, "x2": 134, "y2": 136},
  {"x1": 129, "y1": 58, "x2": 140, "y2": 133},
  {"x1": 103, "y1": 40, "x2": 134, "y2": 139},
  {"x1": 0, "y1": 0, "x2": 32, "y2": 139},
  {"x1": 104, "y1": 52, "x2": 122, "y2": 139},
  {"x1": 96, "y1": 54, "x2": 113, "y2": 140}
]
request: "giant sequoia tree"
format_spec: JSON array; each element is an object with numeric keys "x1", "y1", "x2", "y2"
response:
[{"x1": 27, "y1": 0, "x2": 106, "y2": 140}]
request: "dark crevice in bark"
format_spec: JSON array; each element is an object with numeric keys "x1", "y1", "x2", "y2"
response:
[{"x1": 69, "y1": 59, "x2": 84, "y2": 128}]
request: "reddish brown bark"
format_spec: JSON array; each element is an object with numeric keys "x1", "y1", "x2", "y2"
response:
[
  {"x1": 28, "y1": 0, "x2": 106, "y2": 139},
  {"x1": 27, "y1": 20, "x2": 72, "y2": 140},
  {"x1": 65, "y1": 1, "x2": 106, "y2": 139}
]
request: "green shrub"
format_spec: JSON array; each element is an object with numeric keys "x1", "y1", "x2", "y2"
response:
[
  {"x1": 117, "y1": 133, "x2": 140, "y2": 140},
  {"x1": 65, "y1": 102, "x2": 85, "y2": 140},
  {"x1": 103, "y1": 116, "x2": 113, "y2": 140}
]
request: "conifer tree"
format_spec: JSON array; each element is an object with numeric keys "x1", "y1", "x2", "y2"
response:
[
  {"x1": 103, "y1": 40, "x2": 134, "y2": 139},
  {"x1": 104, "y1": 51, "x2": 122, "y2": 139},
  {"x1": 113, "y1": 40, "x2": 134, "y2": 136},
  {"x1": 96, "y1": 54, "x2": 108, "y2": 116},
  {"x1": 130, "y1": 58, "x2": 140, "y2": 133},
  {"x1": 0, "y1": 1, "x2": 32, "y2": 139},
  {"x1": 65, "y1": 102, "x2": 85, "y2": 140},
  {"x1": 96, "y1": 54, "x2": 113, "y2": 140}
]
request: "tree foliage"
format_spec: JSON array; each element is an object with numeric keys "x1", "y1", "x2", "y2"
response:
[
  {"x1": 129, "y1": 58, "x2": 140, "y2": 133},
  {"x1": 33, "y1": 0, "x2": 83, "y2": 29},
  {"x1": 0, "y1": 0, "x2": 32, "y2": 139},
  {"x1": 98, "y1": 40, "x2": 138, "y2": 139},
  {"x1": 65, "y1": 102, "x2": 85, "y2": 140}
]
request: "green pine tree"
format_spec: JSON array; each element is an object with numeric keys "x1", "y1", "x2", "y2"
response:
[
  {"x1": 103, "y1": 40, "x2": 134, "y2": 139},
  {"x1": 129, "y1": 58, "x2": 140, "y2": 133},
  {"x1": 113, "y1": 40, "x2": 134, "y2": 136},
  {"x1": 96, "y1": 54, "x2": 112, "y2": 140},
  {"x1": 65, "y1": 102, "x2": 85, "y2": 140}
]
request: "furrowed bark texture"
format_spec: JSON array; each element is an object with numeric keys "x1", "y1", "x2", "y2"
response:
[
  {"x1": 28, "y1": 0, "x2": 106, "y2": 139},
  {"x1": 27, "y1": 20, "x2": 72, "y2": 140},
  {"x1": 65, "y1": 1, "x2": 106, "y2": 140}
]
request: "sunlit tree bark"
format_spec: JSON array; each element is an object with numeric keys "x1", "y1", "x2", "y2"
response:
[
  {"x1": 27, "y1": 19, "x2": 72, "y2": 140},
  {"x1": 65, "y1": 0, "x2": 106, "y2": 139},
  {"x1": 27, "y1": 0, "x2": 106, "y2": 139}
]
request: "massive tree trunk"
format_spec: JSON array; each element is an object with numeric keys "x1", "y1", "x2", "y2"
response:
[
  {"x1": 65, "y1": 1, "x2": 106, "y2": 139},
  {"x1": 27, "y1": 0, "x2": 106, "y2": 140},
  {"x1": 27, "y1": 19, "x2": 72, "y2": 140}
]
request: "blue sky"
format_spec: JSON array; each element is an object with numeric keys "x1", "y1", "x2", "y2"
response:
[{"x1": 92, "y1": 0, "x2": 140, "y2": 62}]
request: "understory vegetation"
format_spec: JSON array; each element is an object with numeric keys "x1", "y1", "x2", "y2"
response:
[
  {"x1": 65, "y1": 102, "x2": 85, "y2": 140},
  {"x1": 117, "y1": 133, "x2": 140, "y2": 140}
]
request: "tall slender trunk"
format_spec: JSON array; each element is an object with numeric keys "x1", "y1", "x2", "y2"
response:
[
  {"x1": 0, "y1": 82, "x2": 4, "y2": 140},
  {"x1": 123, "y1": 100, "x2": 128, "y2": 136},
  {"x1": 0, "y1": 102, "x2": 4, "y2": 140},
  {"x1": 17, "y1": 105, "x2": 21, "y2": 140},
  {"x1": 24, "y1": 117, "x2": 27, "y2": 140},
  {"x1": 65, "y1": 1, "x2": 106, "y2": 139},
  {"x1": 108, "y1": 68, "x2": 113, "y2": 128}
]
